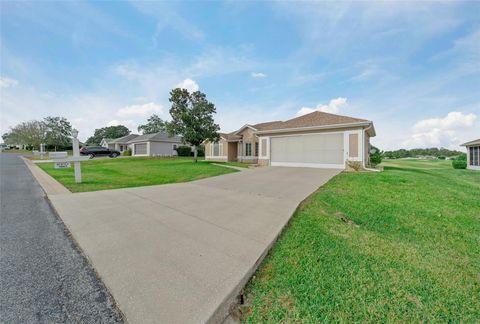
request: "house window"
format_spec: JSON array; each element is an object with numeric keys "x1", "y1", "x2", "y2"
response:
[
  {"x1": 172, "y1": 144, "x2": 177, "y2": 150},
  {"x1": 472, "y1": 146, "x2": 479, "y2": 166},
  {"x1": 213, "y1": 143, "x2": 221, "y2": 156},
  {"x1": 255, "y1": 142, "x2": 259, "y2": 156},
  {"x1": 245, "y1": 143, "x2": 252, "y2": 156}
]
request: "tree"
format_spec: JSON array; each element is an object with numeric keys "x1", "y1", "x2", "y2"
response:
[
  {"x1": 4, "y1": 121, "x2": 47, "y2": 149},
  {"x1": 166, "y1": 88, "x2": 220, "y2": 162},
  {"x1": 369, "y1": 146, "x2": 382, "y2": 166},
  {"x1": 137, "y1": 114, "x2": 166, "y2": 134},
  {"x1": 86, "y1": 125, "x2": 130, "y2": 145},
  {"x1": 44, "y1": 116, "x2": 72, "y2": 150}
]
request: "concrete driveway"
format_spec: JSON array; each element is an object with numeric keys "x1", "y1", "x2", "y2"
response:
[{"x1": 48, "y1": 166, "x2": 340, "y2": 323}]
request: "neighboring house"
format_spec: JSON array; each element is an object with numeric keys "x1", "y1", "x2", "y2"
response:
[
  {"x1": 126, "y1": 132, "x2": 183, "y2": 157},
  {"x1": 100, "y1": 134, "x2": 139, "y2": 153},
  {"x1": 204, "y1": 111, "x2": 376, "y2": 169},
  {"x1": 461, "y1": 139, "x2": 480, "y2": 170}
]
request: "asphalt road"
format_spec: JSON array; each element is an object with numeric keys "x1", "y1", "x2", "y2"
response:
[{"x1": 0, "y1": 153, "x2": 123, "y2": 323}]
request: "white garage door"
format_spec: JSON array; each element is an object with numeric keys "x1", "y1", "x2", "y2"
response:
[{"x1": 271, "y1": 133, "x2": 344, "y2": 168}]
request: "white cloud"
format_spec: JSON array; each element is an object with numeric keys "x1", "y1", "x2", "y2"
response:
[
  {"x1": 403, "y1": 111, "x2": 477, "y2": 149},
  {"x1": 413, "y1": 111, "x2": 476, "y2": 131},
  {"x1": 0, "y1": 77, "x2": 19, "y2": 88},
  {"x1": 174, "y1": 78, "x2": 199, "y2": 92},
  {"x1": 107, "y1": 119, "x2": 135, "y2": 128},
  {"x1": 251, "y1": 72, "x2": 266, "y2": 78},
  {"x1": 296, "y1": 97, "x2": 347, "y2": 116},
  {"x1": 116, "y1": 102, "x2": 163, "y2": 118}
]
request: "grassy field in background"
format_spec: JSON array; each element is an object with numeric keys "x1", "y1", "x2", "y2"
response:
[
  {"x1": 38, "y1": 157, "x2": 237, "y2": 192},
  {"x1": 0, "y1": 149, "x2": 33, "y2": 154},
  {"x1": 242, "y1": 159, "x2": 480, "y2": 322}
]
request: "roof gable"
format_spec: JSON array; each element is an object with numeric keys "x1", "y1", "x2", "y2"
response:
[{"x1": 233, "y1": 124, "x2": 257, "y2": 135}]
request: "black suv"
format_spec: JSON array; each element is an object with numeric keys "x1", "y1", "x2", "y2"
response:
[{"x1": 80, "y1": 146, "x2": 121, "y2": 159}]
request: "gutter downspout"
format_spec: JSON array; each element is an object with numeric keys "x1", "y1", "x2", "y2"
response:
[{"x1": 363, "y1": 123, "x2": 374, "y2": 169}]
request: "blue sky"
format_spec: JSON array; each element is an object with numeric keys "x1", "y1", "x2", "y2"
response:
[{"x1": 1, "y1": 1, "x2": 479, "y2": 149}]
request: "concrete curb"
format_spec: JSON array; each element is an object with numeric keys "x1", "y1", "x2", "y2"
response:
[{"x1": 21, "y1": 156, "x2": 72, "y2": 195}]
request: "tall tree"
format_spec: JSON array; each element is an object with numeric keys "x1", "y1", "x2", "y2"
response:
[
  {"x1": 137, "y1": 114, "x2": 166, "y2": 134},
  {"x1": 4, "y1": 121, "x2": 47, "y2": 149},
  {"x1": 44, "y1": 116, "x2": 72, "y2": 150},
  {"x1": 85, "y1": 125, "x2": 130, "y2": 145},
  {"x1": 166, "y1": 88, "x2": 220, "y2": 162}
]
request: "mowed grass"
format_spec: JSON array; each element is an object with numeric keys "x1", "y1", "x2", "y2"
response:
[
  {"x1": 243, "y1": 159, "x2": 480, "y2": 322},
  {"x1": 38, "y1": 157, "x2": 237, "y2": 192}
]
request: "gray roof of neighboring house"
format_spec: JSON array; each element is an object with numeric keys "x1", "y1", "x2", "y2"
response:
[
  {"x1": 110, "y1": 134, "x2": 139, "y2": 144},
  {"x1": 461, "y1": 138, "x2": 480, "y2": 146},
  {"x1": 126, "y1": 132, "x2": 183, "y2": 144}
]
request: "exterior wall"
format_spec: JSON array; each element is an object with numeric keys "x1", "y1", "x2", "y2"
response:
[
  {"x1": 466, "y1": 145, "x2": 480, "y2": 170},
  {"x1": 349, "y1": 134, "x2": 359, "y2": 158},
  {"x1": 258, "y1": 158, "x2": 269, "y2": 166},
  {"x1": 149, "y1": 141, "x2": 179, "y2": 156},
  {"x1": 114, "y1": 143, "x2": 129, "y2": 152},
  {"x1": 204, "y1": 138, "x2": 228, "y2": 161},
  {"x1": 237, "y1": 127, "x2": 258, "y2": 163}
]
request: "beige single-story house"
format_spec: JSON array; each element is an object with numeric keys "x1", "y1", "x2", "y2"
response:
[
  {"x1": 126, "y1": 132, "x2": 183, "y2": 157},
  {"x1": 205, "y1": 111, "x2": 376, "y2": 169},
  {"x1": 100, "y1": 134, "x2": 139, "y2": 153},
  {"x1": 461, "y1": 139, "x2": 480, "y2": 170}
]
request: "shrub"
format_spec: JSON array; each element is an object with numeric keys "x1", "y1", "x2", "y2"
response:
[
  {"x1": 123, "y1": 148, "x2": 132, "y2": 156},
  {"x1": 176, "y1": 145, "x2": 192, "y2": 157},
  {"x1": 438, "y1": 156, "x2": 446, "y2": 160},
  {"x1": 457, "y1": 153, "x2": 467, "y2": 161},
  {"x1": 452, "y1": 159, "x2": 467, "y2": 169},
  {"x1": 369, "y1": 146, "x2": 382, "y2": 166}
]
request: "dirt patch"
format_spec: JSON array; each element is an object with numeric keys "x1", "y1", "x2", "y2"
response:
[{"x1": 335, "y1": 211, "x2": 360, "y2": 227}]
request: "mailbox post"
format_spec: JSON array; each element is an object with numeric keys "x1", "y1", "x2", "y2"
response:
[{"x1": 72, "y1": 129, "x2": 82, "y2": 183}]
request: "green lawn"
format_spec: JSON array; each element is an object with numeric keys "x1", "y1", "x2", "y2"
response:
[
  {"x1": 242, "y1": 159, "x2": 480, "y2": 322},
  {"x1": 1, "y1": 149, "x2": 32, "y2": 154},
  {"x1": 38, "y1": 157, "x2": 237, "y2": 192}
]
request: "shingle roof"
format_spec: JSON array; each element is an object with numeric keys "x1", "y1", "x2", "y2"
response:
[
  {"x1": 252, "y1": 121, "x2": 284, "y2": 131},
  {"x1": 255, "y1": 111, "x2": 369, "y2": 131},
  {"x1": 461, "y1": 138, "x2": 480, "y2": 146},
  {"x1": 127, "y1": 132, "x2": 182, "y2": 143},
  {"x1": 110, "y1": 134, "x2": 139, "y2": 144},
  {"x1": 220, "y1": 133, "x2": 241, "y2": 141}
]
